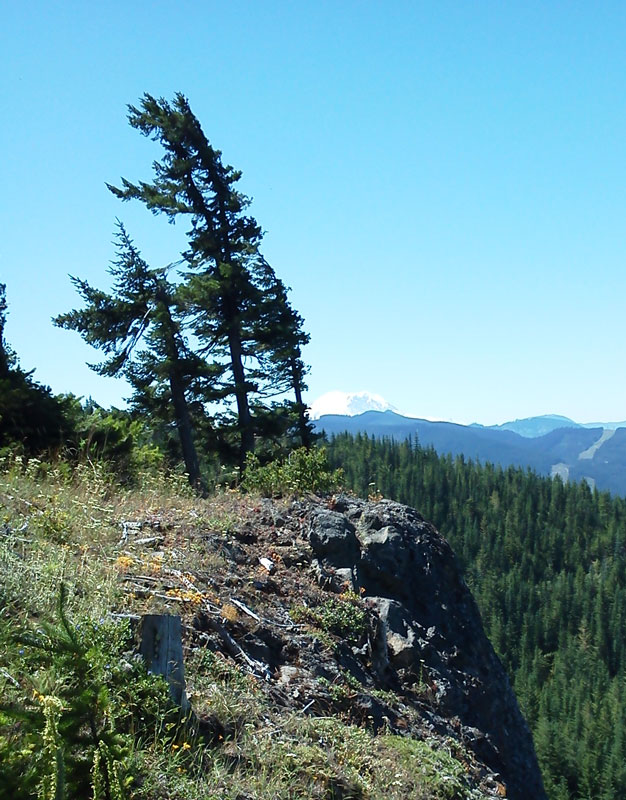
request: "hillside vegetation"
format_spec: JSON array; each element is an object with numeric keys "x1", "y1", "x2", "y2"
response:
[
  {"x1": 326, "y1": 433, "x2": 626, "y2": 800},
  {"x1": 1, "y1": 456, "x2": 507, "y2": 800}
]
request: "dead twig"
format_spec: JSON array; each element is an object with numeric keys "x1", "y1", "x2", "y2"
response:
[
  {"x1": 201, "y1": 615, "x2": 271, "y2": 680},
  {"x1": 0, "y1": 667, "x2": 19, "y2": 687},
  {"x1": 229, "y1": 597, "x2": 261, "y2": 621}
]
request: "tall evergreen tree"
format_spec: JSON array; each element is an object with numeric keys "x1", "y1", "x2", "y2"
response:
[
  {"x1": 252, "y1": 270, "x2": 313, "y2": 449},
  {"x1": 107, "y1": 92, "x2": 308, "y2": 468},
  {"x1": 55, "y1": 223, "x2": 209, "y2": 486}
]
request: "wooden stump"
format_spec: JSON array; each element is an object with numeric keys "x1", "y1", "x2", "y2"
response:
[{"x1": 139, "y1": 614, "x2": 190, "y2": 712}]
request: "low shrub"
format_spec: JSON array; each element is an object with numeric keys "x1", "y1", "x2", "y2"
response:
[
  {"x1": 242, "y1": 447, "x2": 343, "y2": 497},
  {"x1": 292, "y1": 593, "x2": 368, "y2": 645},
  {"x1": 0, "y1": 585, "x2": 174, "y2": 800}
]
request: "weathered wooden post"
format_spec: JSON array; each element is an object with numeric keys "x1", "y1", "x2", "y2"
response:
[{"x1": 139, "y1": 614, "x2": 190, "y2": 713}]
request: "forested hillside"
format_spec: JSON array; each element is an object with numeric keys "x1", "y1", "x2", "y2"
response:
[
  {"x1": 326, "y1": 433, "x2": 626, "y2": 800},
  {"x1": 314, "y1": 411, "x2": 626, "y2": 496}
]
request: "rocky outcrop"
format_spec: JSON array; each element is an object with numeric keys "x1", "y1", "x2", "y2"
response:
[
  {"x1": 147, "y1": 492, "x2": 549, "y2": 798},
  {"x1": 308, "y1": 495, "x2": 546, "y2": 800}
]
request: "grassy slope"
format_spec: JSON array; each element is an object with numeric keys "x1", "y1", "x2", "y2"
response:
[{"x1": 0, "y1": 459, "x2": 493, "y2": 800}]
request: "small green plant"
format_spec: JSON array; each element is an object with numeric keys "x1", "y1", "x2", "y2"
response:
[
  {"x1": 382, "y1": 735, "x2": 472, "y2": 798},
  {"x1": 292, "y1": 594, "x2": 368, "y2": 645},
  {"x1": 317, "y1": 675, "x2": 358, "y2": 703},
  {"x1": 197, "y1": 648, "x2": 256, "y2": 694},
  {"x1": 134, "y1": 466, "x2": 196, "y2": 498},
  {"x1": 317, "y1": 594, "x2": 368, "y2": 642},
  {"x1": 242, "y1": 446, "x2": 344, "y2": 497},
  {"x1": 38, "y1": 694, "x2": 65, "y2": 800},
  {"x1": 0, "y1": 585, "x2": 174, "y2": 800},
  {"x1": 35, "y1": 502, "x2": 72, "y2": 544}
]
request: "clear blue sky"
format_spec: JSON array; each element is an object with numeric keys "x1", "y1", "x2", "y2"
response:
[{"x1": 2, "y1": 1, "x2": 625, "y2": 425}]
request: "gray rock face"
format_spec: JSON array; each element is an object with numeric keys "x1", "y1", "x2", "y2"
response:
[
  {"x1": 366, "y1": 596, "x2": 419, "y2": 666},
  {"x1": 309, "y1": 495, "x2": 547, "y2": 800},
  {"x1": 309, "y1": 509, "x2": 360, "y2": 567}
]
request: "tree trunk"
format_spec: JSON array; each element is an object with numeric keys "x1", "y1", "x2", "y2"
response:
[
  {"x1": 156, "y1": 285, "x2": 202, "y2": 488},
  {"x1": 139, "y1": 614, "x2": 190, "y2": 712},
  {"x1": 228, "y1": 327, "x2": 255, "y2": 471},
  {"x1": 291, "y1": 359, "x2": 311, "y2": 449},
  {"x1": 169, "y1": 371, "x2": 201, "y2": 487},
  {"x1": 0, "y1": 340, "x2": 9, "y2": 378}
]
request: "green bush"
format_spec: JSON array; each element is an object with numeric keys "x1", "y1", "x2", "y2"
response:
[
  {"x1": 241, "y1": 446, "x2": 344, "y2": 497},
  {"x1": 0, "y1": 585, "x2": 175, "y2": 800},
  {"x1": 293, "y1": 594, "x2": 368, "y2": 645}
]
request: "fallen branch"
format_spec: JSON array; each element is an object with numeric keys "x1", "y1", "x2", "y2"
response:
[
  {"x1": 120, "y1": 574, "x2": 172, "y2": 585},
  {"x1": 229, "y1": 597, "x2": 261, "y2": 621},
  {"x1": 121, "y1": 585, "x2": 174, "y2": 602},
  {"x1": 201, "y1": 614, "x2": 271, "y2": 681},
  {"x1": 1, "y1": 493, "x2": 41, "y2": 510}
]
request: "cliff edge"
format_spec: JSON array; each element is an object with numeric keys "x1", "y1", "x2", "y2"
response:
[
  {"x1": 184, "y1": 493, "x2": 546, "y2": 799},
  {"x1": 307, "y1": 494, "x2": 546, "y2": 799}
]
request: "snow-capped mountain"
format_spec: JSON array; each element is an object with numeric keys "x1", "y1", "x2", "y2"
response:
[{"x1": 309, "y1": 391, "x2": 397, "y2": 420}]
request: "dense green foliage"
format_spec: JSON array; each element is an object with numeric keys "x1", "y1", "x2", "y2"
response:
[
  {"x1": 241, "y1": 446, "x2": 343, "y2": 497},
  {"x1": 55, "y1": 222, "x2": 211, "y2": 486},
  {"x1": 326, "y1": 433, "x2": 626, "y2": 799},
  {"x1": 0, "y1": 585, "x2": 176, "y2": 800},
  {"x1": 0, "y1": 284, "x2": 74, "y2": 456},
  {"x1": 100, "y1": 92, "x2": 311, "y2": 473}
]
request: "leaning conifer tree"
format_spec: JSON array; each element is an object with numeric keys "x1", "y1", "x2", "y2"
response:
[
  {"x1": 55, "y1": 223, "x2": 211, "y2": 487},
  {"x1": 107, "y1": 92, "x2": 309, "y2": 469}
]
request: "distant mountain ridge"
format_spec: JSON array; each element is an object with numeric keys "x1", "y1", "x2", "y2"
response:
[
  {"x1": 313, "y1": 410, "x2": 626, "y2": 496},
  {"x1": 473, "y1": 414, "x2": 580, "y2": 437},
  {"x1": 472, "y1": 414, "x2": 626, "y2": 438},
  {"x1": 307, "y1": 393, "x2": 626, "y2": 436}
]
